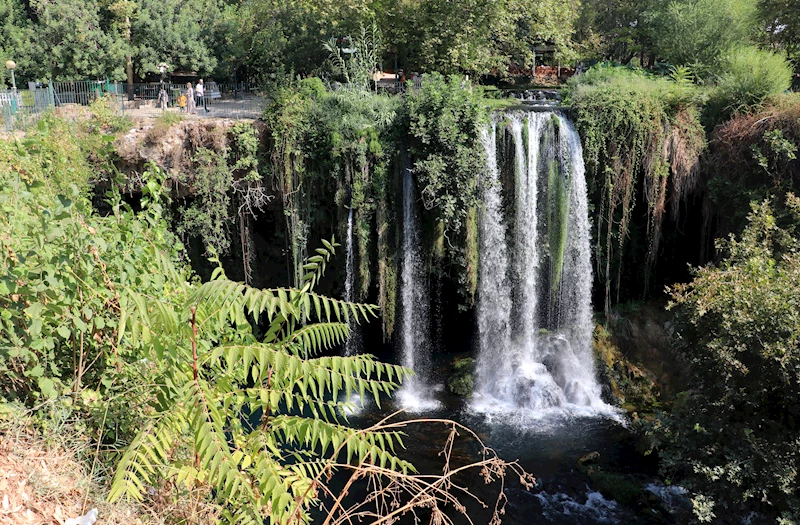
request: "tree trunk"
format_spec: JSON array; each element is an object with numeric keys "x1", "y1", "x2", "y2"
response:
[{"x1": 126, "y1": 16, "x2": 134, "y2": 101}]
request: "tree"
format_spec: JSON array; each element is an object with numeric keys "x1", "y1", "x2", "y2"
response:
[
  {"x1": 30, "y1": 0, "x2": 126, "y2": 80},
  {"x1": 646, "y1": 0, "x2": 758, "y2": 80},
  {"x1": 760, "y1": 0, "x2": 800, "y2": 78},
  {"x1": 130, "y1": 0, "x2": 219, "y2": 78},
  {"x1": 237, "y1": 0, "x2": 376, "y2": 78},
  {"x1": 492, "y1": 0, "x2": 580, "y2": 72},
  {"x1": 656, "y1": 196, "x2": 800, "y2": 522},
  {"x1": 574, "y1": 0, "x2": 655, "y2": 63},
  {"x1": 0, "y1": 0, "x2": 34, "y2": 85}
]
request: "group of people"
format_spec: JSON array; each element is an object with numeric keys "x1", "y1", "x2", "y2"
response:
[
  {"x1": 158, "y1": 79, "x2": 209, "y2": 114},
  {"x1": 184, "y1": 79, "x2": 209, "y2": 114}
]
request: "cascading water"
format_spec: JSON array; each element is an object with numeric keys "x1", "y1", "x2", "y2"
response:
[
  {"x1": 398, "y1": 161, "x2": 438, "y2": 410},
  {"x1": 473, "y1": 111, "x2": 610, "y2": 419},
  {"x1": 475, "y1": 123, "x2": 514, "y2": 392},
  {"x1": 343, "y1": 206, "x2": 361, "y2": 356}
]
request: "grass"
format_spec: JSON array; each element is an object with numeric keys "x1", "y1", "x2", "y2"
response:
[
  {"x1": 0, "y1": 402, "x2": 218, "y2": 525},
  {"x1": 146, "y1": 112, "x2": 186, "y2": 142}
]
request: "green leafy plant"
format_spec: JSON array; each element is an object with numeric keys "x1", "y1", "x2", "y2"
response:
[
  {"x1": 657, "y1": 196, "x2": 800, "y2": 523},
  {"x1": 567, "y1": 64, "x2": 706, "y2": 313},
  {"x1": 404, "y1": 73, "x2": 488, "y2": 237},
  {"x1": 323, "y1": 22, "x2": 383, "y2": 92},
  {"x1": 715, "y1": 45, "x2": 793, "y2": 110},
  {"x1": 178, "y1": 147, "x2": 234, "y2": 256},
  {"x1": 87, "y1": 94, "x2": 131, "y2": 134},
  {"x1": 0, "y1": 165, "x2": 183, "y2": 404},
  {"x1": 146, "y1": 112, "x2": 185, "y2": 142},
  {"x1": 108, "y1": 239, "x2": 414, "y2": 523}
]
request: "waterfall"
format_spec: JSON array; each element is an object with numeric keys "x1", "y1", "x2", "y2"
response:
[
  {"x1": 474, "y1": 112, "x2": 608, "y2": 418},
  {"x1": 398, "y1": 161, "x2": 438, "y2": 410},
  {"x1": 343, "y1": 206, "x2": 361, "y2": 356},
  {"x1": 475, "y1": 123, "x2": 514, "y2": 395}
]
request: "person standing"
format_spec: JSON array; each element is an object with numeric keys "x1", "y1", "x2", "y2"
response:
[
  {"x1": 157, "y1": 81, "x2": 168, "y2": 111},
  {"x1": 186, "y1": 82, "x2": 196, "y2": 115},
  {"x1": 196, "y1": 79, "x2": 208, "y2": 113}
]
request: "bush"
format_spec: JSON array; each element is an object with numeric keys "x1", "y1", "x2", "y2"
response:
[
  {"x1": 715, "y1": 46, "x2": 793, "y2": 109},
  {"x1": 404, "y1": 73, "x2": 489, "y2": 236},
  {"x1": 567, "y1": 64, "x2": 706, "y2": 311},
  {"x1": 707, "y1": 95, "x2": 800, "y2": 236},
  {"x1": 88, "y1": 95, "x2": 131, "y2": 134},
  {"x1": 658, "y1": 197, "x2": 800, "y2": 523},
  {"x1": 646, "y1": 0, "x2": 758, "y2": 81}
]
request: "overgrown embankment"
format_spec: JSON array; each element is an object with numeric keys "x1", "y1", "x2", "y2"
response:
[{"x1": 567, "y1": 65, "x2": 800, "y2": 310}]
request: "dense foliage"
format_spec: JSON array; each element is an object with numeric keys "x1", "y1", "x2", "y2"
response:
[
  {"x1": 261, "y1": 70, "x2": 494, "y2": 335},
  {"x1": 656, "y1": 197, "x2": 800, "y2": 523},
  {"x1": 567, "y1": 65, "x2": 705, "y2": 311},
  {"x1": 404, "y1": 73, "x2": 487, "y2": 237},
  {"x1": 715, "y1": 45, "x2": 794, "y2": 109},
  {"x1": 706, "y1": 95, "x2": 800, "y2": 241},
  {"x1": 646, "y1": 0, "x2": 757, "y2": 81},
  {"x1": 0, "y1": 113, "x2": 534, "y2": 525},
  {"x1": 110, "y1": 239, "x2": 414, "y2": 524}
]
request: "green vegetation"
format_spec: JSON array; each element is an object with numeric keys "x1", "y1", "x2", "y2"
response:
[
  {"x1": 567, "y1": 65, "x2": 706, "y2": 313},
  {"x1": 656, "y1": 197, "x2": 800, "y2": 523},
  {"x1": 1, "y1": 3, "x2": 799, "y2": 524},
  {"x1": 708, "y1": 95, "x2": 800, "y2": 238},
  {"x1": 647, "y1": 0, "x2": 758, "y2": 81},
  {"x1": 715, "y1": 45, "x2": 794, "y2": 109},
  {"x1": 109, "y1": 240, "x2": 414, "y2": 524},
  {"x1": 404, "y1": 74, "x2": 487, "y2": 237},
  {"x1": 0, "y1": 118, "x2": 530, "y2": 525},
  {"x1": 260, "y1": 70, "x2": 493, "y2": 333}
]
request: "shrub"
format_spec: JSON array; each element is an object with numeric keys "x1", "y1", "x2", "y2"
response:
[
  {"x1": 87, "y1": 95, "x2": 131, "y2": 134},
  {"x1": 706, "y1": 94, "x2": 800, "y2": 238},
  {"x1": 404, "y1": 73, "x2": 488, "y2": 236},
  {"x1": 568, "y1": 64, "x2": 706, "y2": 312},
  {"x1": 658, "y1": 197, "x2": 800, "y2": 523},
  {"x1": 646, "y1": 0, "x2": 758, "y2": 80},
  {"x1": 715, "y1": 45, "x2": 793, "y2": 109}
]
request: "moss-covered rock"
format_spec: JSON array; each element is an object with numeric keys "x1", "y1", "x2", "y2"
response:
[
  {"x1": 593, "y1": 301, "x2": 690, "y2": 416},
  {"x1": 593, "y1": 324, "x2": 661, "y2": 413},
  {"x1": 446, "y1": 356, "x2": 476, "y2": 396}
]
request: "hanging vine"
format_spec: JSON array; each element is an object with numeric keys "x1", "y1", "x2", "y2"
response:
[
  {"x1": 568, "y1": 65, "x2": 705, "y2": 317},
  {"x1": 264, "y1": 86, "x2": 314, "y2": 287}
]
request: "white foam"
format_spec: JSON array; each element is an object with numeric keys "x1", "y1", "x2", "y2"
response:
[
  {"x1": 536, "y1": 489, "x2": 620, "y2": 523},
  {"x1": 396, "y1": 381, "x2": 441, "y2": 412}
]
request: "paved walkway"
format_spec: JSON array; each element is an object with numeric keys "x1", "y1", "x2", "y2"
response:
[{"x1": 122, "y1": 97, "x2": 264, "y2": 120}]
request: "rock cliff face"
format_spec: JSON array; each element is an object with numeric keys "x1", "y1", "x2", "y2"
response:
[
  {"x1": 114, "y1": 118, "x2": 263, "y2": 184},
  {"x1": 593, "y1": 302, "x2": 688, "y2": 413}
]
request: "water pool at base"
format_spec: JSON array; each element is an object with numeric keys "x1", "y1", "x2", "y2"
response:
[{"x1": 337, "y1": 384, "x2": 676, "y2": 525}]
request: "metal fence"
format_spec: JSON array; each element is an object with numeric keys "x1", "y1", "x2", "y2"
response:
[
  {"x1": 1, "y1": 87, "x2": 55, "y2": 132},
  {"x1": 114, "y1": 82, "x2": 264, "y2": 119},
  {"x1": 2, "y1": 81, "x2": 265, "y2": 131}
]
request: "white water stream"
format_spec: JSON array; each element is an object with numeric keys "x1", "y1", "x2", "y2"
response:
[
  {"x1": 473, "y1": 112, "x2": 613, "y2": 421},
  {"x1": 398, "y1": 162, "x2": 439, "y2": 410}
]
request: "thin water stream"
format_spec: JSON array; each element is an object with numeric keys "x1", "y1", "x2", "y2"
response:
[{"x1": 397, "y1": 157, "x2": 439, "y2": 410}]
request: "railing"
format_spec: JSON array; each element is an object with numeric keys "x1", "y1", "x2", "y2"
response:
[
  {"x1": 2, "y1": 81, "x2": 265, "y2": 131},
  {"x1": 1, "y1": 88, "x2": 54, "y2": 132},
  {"x1": 114, "y1": 82, "x2": 263, "y2": 119},
  {"x1": 0, "y1": 91, "x2": 22, "y2": 107}
]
